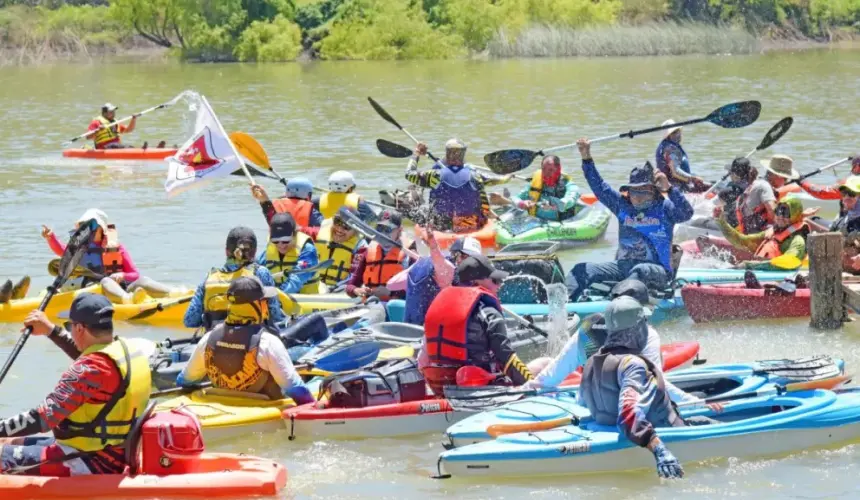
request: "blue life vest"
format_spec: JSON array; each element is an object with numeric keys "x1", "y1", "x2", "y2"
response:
[
  {"x1": 615, "y1": 201, "x2": 675, "y2": 272},
  {"x1": 404, "y1": 258, "x2": 441, "y2": 325},
  {"x1": 429, "y1": 164, "x2": 482, "y2": 219},
  {"x1": 655, "y1": 139, "x2": 690, "y2": 187}
]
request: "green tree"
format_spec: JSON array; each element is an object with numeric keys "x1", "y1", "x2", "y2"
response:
[{"x1": 234, "y1": 14, "x2": 302, "y2": 60}]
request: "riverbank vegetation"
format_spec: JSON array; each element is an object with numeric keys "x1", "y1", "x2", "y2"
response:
[{"x1": 1, "y1": 0, "x2": 859, "y2": 63}]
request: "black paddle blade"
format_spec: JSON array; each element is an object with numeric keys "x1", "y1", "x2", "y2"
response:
[
  {"x1": 757, "y1": 117, "x2": 793, "y2": 151},
  {"x1": 707, "y1": 100, "x2": 761, "y2": 129},
  {"x1": 483, "y1": 149, "x2": 540, "y2": 174},
  {"x1": 58, "y1": 219, "x2": 97, "y2": 281},
  {"x1": 368, "y1": 97, "x2": 402, "y2": 130},
  {"x1": 376, "y1": 139, "x2": 413, "y2": 158}
]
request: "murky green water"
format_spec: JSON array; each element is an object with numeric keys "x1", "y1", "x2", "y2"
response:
[{"x1": 2, "y1": 50, "x2": 860, "y2": 498}]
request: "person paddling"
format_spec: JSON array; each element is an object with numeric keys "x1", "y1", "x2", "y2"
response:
[
  {"x1": 84, "y1": 103, "x2": 142, "y2": 150},
  {"x1": 655, "y1": 120, "x2": 709, "y2": 193},
  {"x1": 317, "y1": 171, "x2": 377, "y2": 224},
  {"x1": 717, "y1": 197, "x2": 809, "y2": 270},
  {"x1": 512, "y1": 155, "x2": 581, "y2": 221},
  {"x1": 314, "y1": 207, "x2": 367, "y2": 291},
  {"x1": 799, "y1": 156, "x2": 860, "y2": 201},
  {"x1": 1, "y1": 294, "x2": 151, "y2": 476},
  {"x1": 257, "y1": 213, "x2": 321, "y2": 295},
  {"x1": 251, "y1": 179, "x2": 323, "y2": 239},
  {"x1": 346, "y1": 209, "x2": 415, "y2": 301}
]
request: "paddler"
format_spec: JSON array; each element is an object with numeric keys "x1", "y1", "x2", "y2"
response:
[
  {"x1": 736, "y1": 155, "x2": 799, "y2": 233},
  {"x1": 407, "y1": 139, "x2": 508, "y2": 232},
  {"x1": 250, "y1": 178, "x2": 324, "y2": 239},
  {"x1": 578, "y1": 295, "x2": 686, "y2": 479},
  {"x1": 315, "y1": 207, "x2": 367, "y2": 292},
  {"x1": 176, "y1": 276, "x2": 314, "y2": 405},
  {"x1": 717, "y1": 197, "x2": 809, "y2": 270},
  {"x1": 566, "y1": 138, "x2": 694, "y2": 301},
  {"x1": 421, "y1": 254, "x2": 533, "y2": 395},
  {"x1": 184, "y1": 226, "x2": 285, "y2": 329},
  {"x1": 0, "y1": 294, "x2": 150, "y2": 476},
  {"x1": 806, "y1": 176, "x2": 860, "y2": 234},
  {"x1": 316, "y1": 170, "x2": 377, "y2": 224},
  {"x1": 41, "y1": 209, "x2": 174, "y2": 304},
  {"x1": 257, "y1": 212, "x2": 321, "y2": 295},
  {"x1": 345, "y1": 209, "x2": 415, "y2": 301},
  {"x1": 85, "y1": 103, "x2": 136, "y2": 150},
  {"x1": 655, "y1": 120, "x2": 710, "y2": 193},
  {"x1": 799, "y1": 156, "x2": 860, "y2": 201},
  {"x1": 512, "y1": 155, "x2": 581, "y2": 221}
]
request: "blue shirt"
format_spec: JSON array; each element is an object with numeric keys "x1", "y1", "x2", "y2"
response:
[{"x1": 256, "y1": 240, "x2": 320, "y2": 294}]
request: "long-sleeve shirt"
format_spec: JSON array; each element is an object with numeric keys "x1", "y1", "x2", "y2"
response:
[
  {"x1": 717, "y1": 218, "x2": 806, "y2": 270},
  {"x1": 176, "y1": 329, "x2": 313, "y2": 404},
  {"x1": 183, "y1": 262, "x2": 285, "y2": 328},
  {"x1": 799, "y1": 180, "x2": 841, "y2": 201},
  {"x1": 47, "y1": 233, "x2": 140, "y2": 282},
  {"x1": 259, "y1": 200, "x2": 324, "y2": 239},
  {"x1": 345, "y1": 243, "x2": 414, "y2": 298},
  {"x1": 256, "y1": 240, "x2": 319, "y2": 294},
  {"x1": 515, "y1": 177, "x2": 580, "y2": 221},
  {"x1": 405, "y1": 157, "x2": 493, "y2": 219},
  {"x1": 469, "y1": 304, "x2": 533, "y2": 385}
]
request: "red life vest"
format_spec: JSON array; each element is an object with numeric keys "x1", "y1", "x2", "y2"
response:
[
  {"x1": 272, "y1": 198, "x2": 313, "y2": 228},
  {"x1": 423, "y1": 286, "x2": 500, "y2": 365},
  {"x1": 362, "y1": 241, "x2": 408, "y2": 289},
  {"x1": 754, "y1": 221, "x2": 808, "y2": 259}
]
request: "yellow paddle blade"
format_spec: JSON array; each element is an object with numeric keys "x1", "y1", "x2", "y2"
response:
[
  {"x1": 784, "y1": 374, "x2": 852, "y2": 393},
  {"x1": 298, "y1": 367, "x2": 331, "y2": 378},
  {"x1": 770, "y1": 254, "x2": 803, "y2": 270},
  {"x1": 378, "y1": 345, "x2": 415, "y2": 360},
  {"x1": 230, "y1": 131, "x2": 271, "y2": 169},
  {"x1": 277, "y1": 290, "x2": 301, "y2": 316},
  {"x1": 487, "y1": 416, "x2": 573, "y2": 438}
]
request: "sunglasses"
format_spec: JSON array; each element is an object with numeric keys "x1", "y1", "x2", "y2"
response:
[
  {"x1": 775, "y1": 205, "x2": 791, "y2": 217},
  {"x1": 333, "y1": 220, "x2": 350, "y2": 230}
]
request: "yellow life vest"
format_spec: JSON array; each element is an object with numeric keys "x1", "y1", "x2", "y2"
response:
[
  {"x1": 263, "y1": 232, "x2": 320, "y2": 294},
  {"x1": 319, "y1": 192, "x2": 360, "y2": 220},
  {"x1": 54, "y1": 338, "x2": 151, "y2": 452},
  {"x1": 314, "y1": 220, "x2": 361, "y2": 287},
  {"x1": 528, "y1": 171, "x2": 573, "y2": 216},
  {"x1": 92, "y1": 116, "x2": 120, "y2": 149},
  {"x1": 202, "y1": 264, "x2": 259, "y2": 328}
]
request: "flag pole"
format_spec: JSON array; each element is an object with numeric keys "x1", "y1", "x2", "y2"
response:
[{"x1": 201, "y1": 95, "x2": 256, "y2": 186}]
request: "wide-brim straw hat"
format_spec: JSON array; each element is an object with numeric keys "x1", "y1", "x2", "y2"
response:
[
  {"x1": 662, "y1": 119, "x2": 682, "y2": 139},
  {"x1": 760, "y1": 155, "x2": 799, "y2": 180}
]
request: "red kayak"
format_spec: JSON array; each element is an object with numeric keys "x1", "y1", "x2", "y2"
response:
[
  {"x1": 283, "y1": 341, "x2": 700, "y2": 439},
  {"x1": 682, "y1": 283, "x2": 811, "y2": 323}
]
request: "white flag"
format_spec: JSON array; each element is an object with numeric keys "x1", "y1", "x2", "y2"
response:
[{"x1": 165, "y1": 96, "x2": 242, "y2": 197}]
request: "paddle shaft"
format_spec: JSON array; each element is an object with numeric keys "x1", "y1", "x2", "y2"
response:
[
  {"x1": 127, "y1": 295, "x2": 192, "y2": 321},
  {"x1": 788, "y1": 157, "x2": 852, "y2": 185},
  {"x1": 0, "y1": 282, "x2": 61, "y2": 384},
  {"x1": 65, "y1": 103, "x2": 170, "y2": 145},
  {"x1": 271, "y1": 259, "x2": 334, "y2": 279}
]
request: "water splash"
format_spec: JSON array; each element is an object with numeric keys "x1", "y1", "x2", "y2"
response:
[{"x1": 545, "y1": 283, "x2": 571, "y2": 356}]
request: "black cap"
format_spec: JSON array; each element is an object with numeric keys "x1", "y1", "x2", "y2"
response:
[
  {"x1": 58, "y1": 293, "x2": 114, "y2": 328},
  {"x1": 729, "y1": 157, "x2": 752, "y2": 177},
  {"x1": 376, "y1": 209, "x2": 403, "y2": 230},
  {"x1": 227, "y1": 276, "x2": 278, "y2": 305},
  {"x1": 269, "y1": 213, "x2": 296, "y2": 243},
  {"x1": 609, "y1": 279, "x2": 650, "y2": 306},
  {"x1": 226, "y1": 226, "x2": 257, "y2": 260},
  {"x1": 456, "y1": 254, "x2": 509, "y2": 284}
]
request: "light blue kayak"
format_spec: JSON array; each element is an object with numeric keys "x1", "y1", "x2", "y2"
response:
[
  {"x1": 443, "y1": 357, "x2": 844, "y2": 448},
  {"x1": 438, "y1": 386, "x2": 860, "y2": 478}
]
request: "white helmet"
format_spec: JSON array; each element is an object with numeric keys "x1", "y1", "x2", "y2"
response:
[{"x1": 328, "y1": 170, "x2": 356, "y2": 193}]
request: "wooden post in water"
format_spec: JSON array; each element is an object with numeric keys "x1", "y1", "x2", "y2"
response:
[{"x1": 809, "y1": 232, "x2": 843, "y2": 329}]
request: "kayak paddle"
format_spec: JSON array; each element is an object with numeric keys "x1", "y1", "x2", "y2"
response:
[
  {"x1": 47, "y1": 258, "x2": 104, "y2": 281},
  {"x1": 786, "y1": 156, "x2": 854, "y2": 186},
  {"x1": 271, "y1": 259, "x2": 334, "y2": 280},
  {"x1": 368, "y1": 97, "x2": 440, "y2": 162},
  {"x1": 0, "y1": 218, "x2": 98, "y2": 385},
  {"x1": 704, "y1": 116, "x2": 794, "y2": 197},
  {"x1": 483, "y1": 101, "x2": 762, "y2": 174},
  {"x1": 126, "y1": 295, "x2": 193, "y2": 321},
  {"x1": 62, "y1": 93, "x2": 188, "y2": 146}
]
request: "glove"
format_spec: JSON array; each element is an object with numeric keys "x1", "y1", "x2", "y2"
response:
[{"x1": 651, "y1": 441, "x2": 684, "y2": 479}]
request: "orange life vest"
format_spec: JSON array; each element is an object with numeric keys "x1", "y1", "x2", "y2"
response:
[
  {"x1": 423, "y1": 286, "x2": 499, "y2": 366},
  {"x1": 754, "y1": 221, "x2": 808, "y2": 259},
  {"x1": 272, "y1": 198, "x2": 313, "y2": 228},
  {"x1": 736, "y1": 184, "x2": 781, "y2": 234},
  {"x1": 361, "y1": 241, "x2": 408, "y2": 289}
]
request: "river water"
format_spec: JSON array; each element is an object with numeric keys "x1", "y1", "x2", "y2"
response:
[{"x1": 2, "y1": 50, "x2": 860, "y2": 499}]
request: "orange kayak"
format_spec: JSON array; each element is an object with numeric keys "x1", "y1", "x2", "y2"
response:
[
  {"x1": 62, "y1": 148, "x2": 177, "y2": 161},
  {"x1": 0, "y1": 453, "x2": 287, "y2": 499},
  {"x1": 415, "y1": 219, "x2": 497, "y2": 250}
]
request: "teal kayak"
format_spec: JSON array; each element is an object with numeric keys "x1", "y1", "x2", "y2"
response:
[
  {"x1": 495, "y1": 205, "x2": 611, "y2": 247},
  {"x1": 443, "y1": 357, "x2": 845, "y2": 448}
]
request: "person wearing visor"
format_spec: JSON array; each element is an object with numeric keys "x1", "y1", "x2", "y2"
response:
[
  {"x1": 512, "y1": 155, "x2": 581, "y2": 221},
  {"x1": 250, "y1": 178, "x2": 324, "y2": 239},
  {"x1": 346, "y1": 209, "x2": 414, "y2": 301},
  {"x1": 257, "y1": 212, "x2": 321, "y2": 295},
  {"x1": 799, "y1": 155, "x2": 860, "y2": 201},
  {"x1": 655, "y1": 120, "x2": 709, "y2": 193},
  {"x1": 184, "y1": 226, "x2": 284, "y2": 329},
  {"x1": 314, "y1": 207, "x2": 367, "y2": 291},
  {"x1": 85, "y1": 103, "x2": 137, "y2": 150},
  {"x1": 2, "y1": 294, "x2": 151, "y2": 476},
  {"x1": 177, "y1": 276, "x2": 314, "y2": 405},
  {"x1": 421, "y1": 254, "x2": 533, "y2": 395},
  {"x1": 578, "y1": 295, "x2": 687, "y2": 480},
  {"x1": 806, "y1": 176, "x2": 860, "y2": 234},
  {"x1": 566, "y1": 138, "x2": 694, "y2": 301},
  {"x1": 716, "y1": 197, "x2": 809, "y2": 270}
]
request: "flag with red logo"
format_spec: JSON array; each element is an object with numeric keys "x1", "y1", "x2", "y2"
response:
[{"x1": 165, "y1": 95, "x2": 241, "y2": 196}]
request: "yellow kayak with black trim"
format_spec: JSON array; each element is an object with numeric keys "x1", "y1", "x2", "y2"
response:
[{"x1": 0, "y1": 285, "x2": 102, "y2": 324}]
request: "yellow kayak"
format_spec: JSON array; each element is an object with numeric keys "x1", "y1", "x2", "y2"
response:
[{"x1": 0, "y1": 285, "x2": 103, "y2": 324}]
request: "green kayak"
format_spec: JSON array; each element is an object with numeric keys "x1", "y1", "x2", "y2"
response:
[{"x1": 495, "y1": 204, "x2": 611, "y2": 247}]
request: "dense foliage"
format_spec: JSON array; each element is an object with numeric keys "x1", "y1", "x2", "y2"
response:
[{"x1": 2, "y1": 0, "x2": 860, "y2": 62}]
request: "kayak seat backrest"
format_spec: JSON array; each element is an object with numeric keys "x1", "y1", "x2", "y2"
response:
[
  {"x1": 201, "y1": 387, "x2": 272, "y2": 401},
  {"x1": 490, "y1": 254, "x2": 565, "y2": 284},
  {"x1": 126, "y1": 400, "x2": 158, "y2": 476},
  {"x1": 498, "y1": 275, "x2": 549, "y2": 304}
]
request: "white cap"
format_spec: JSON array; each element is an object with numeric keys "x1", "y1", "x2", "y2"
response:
[
  {"x1": 77, "y1": 208, "x2": 108, "y2": 231},
  {"x1": 450, "y1": 236, "x2": 482, "y2": 257},
  {"x1": 662, "y1": 119, "x2": 682, "y2": 139}
]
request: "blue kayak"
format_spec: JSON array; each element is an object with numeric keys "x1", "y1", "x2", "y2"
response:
[{"x1": 443, "y1": 357, "x2": 844, "y2": 448}]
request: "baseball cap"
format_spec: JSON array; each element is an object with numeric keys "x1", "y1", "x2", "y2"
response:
[
  {"x1": 101, "y1": 103, "x2": 118, "y2": 112},
  {"x1": 269, "y1": 213, "x2": 296, "y2": 243},
  {"x1": 227, "y1": 276, "x2": 278, "y2": 305},
  {"x1": 58, "y1": 293, "x2": 114, "y2": 328},
  {"x1": 376, "y1": 209, "x2": 403, "y2": 231},
  {"x1": 604, "y1": 295, "x2": 648, "y2": 334},
  {"x1": 449, "y1": 237, "x2": 482, "y2": 257},
  {"x1": 455, "y1": 254, "x2": 509, "y2": 284}
]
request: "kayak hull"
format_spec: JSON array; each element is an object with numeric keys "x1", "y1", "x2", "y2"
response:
[
  {"x1": 415, "y1": 220, "x2": 497, "y2": 250},
  {"x1": 0, "y1": 453, "x2": 286, "y2": 499},
  {"x1": 681, "y1": 283, "x2": 811, "y2": 323},
  {"x1": 62, "y1": 147, "x2": 177, "y2": 161},
  {"x1": 438, "y1": 388, "x2": 860, "y2": 478},
  {"x1": 494, "y1": 205, "x2": 611, "y2": 247}
]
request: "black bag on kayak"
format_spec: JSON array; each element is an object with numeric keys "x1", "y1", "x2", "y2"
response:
[{"x1": 321, "y1": 358, "x2": 426, "y2": 409}]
